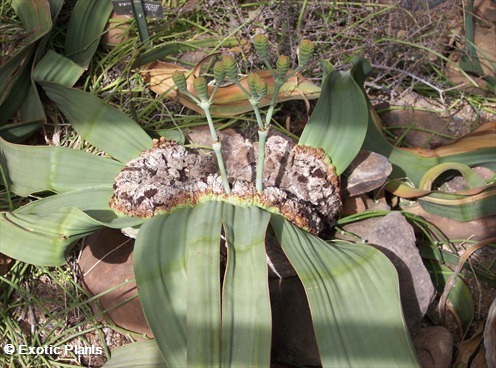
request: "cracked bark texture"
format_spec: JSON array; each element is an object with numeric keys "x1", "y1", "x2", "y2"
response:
[{"x1": 110, "y1": 129, "x2": 341, "y2": 235}]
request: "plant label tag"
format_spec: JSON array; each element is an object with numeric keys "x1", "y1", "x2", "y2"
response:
[{"x1": 111, "y1": 0, "x2": 164, "y2": 18}]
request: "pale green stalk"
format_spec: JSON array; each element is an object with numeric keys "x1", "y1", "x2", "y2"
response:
[
  {"x1": 182, "y1": 88, "x2": 231, "y2": 194},
  {"x1": 232, "y1": 79, "x2": 265, "y2": 130},
  {"x1": 256, "y1": 130, "x2": 268, "y2": 192},
  {"x1": 264, "y1": 79, "x2": 284, "y2": 128}
]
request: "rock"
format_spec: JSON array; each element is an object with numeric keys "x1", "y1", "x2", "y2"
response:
[
  {"x1": 269, "y1": 277, "x2": 321, "y2": 366},
  {"x1": 441, "y1": 166, "x2": 494, "y2": 193},
  {"x1": 366, "y1": 212, "x2": 436, "y2": 329},
  {"x1": 342, "y1": 150, "x2": 392, "y2": 197},
  {"x1": 379, "y1": 110, "x2": 454, "y2": 148},
  {"x1": 341, "y1": 194, "x2": 391, "y2": 216},
  {"x1": 78, "y1": 229, "x2": 152, "y2": 337},
  {"x1": 401, "y1": 202, "x2": 496, "y2": 241},
  {"x1": 336, "y1": 212, "x2": 436, "y2": 329},
  {"x1": 474, "y1": 0, "x2": 496, "y2": 26},
  {"x1": 101, "y1": 13, "x2": 130, "y2": 47},
  {"x1": 413, "y1": 326, "x2": 454, "y2": 368}
]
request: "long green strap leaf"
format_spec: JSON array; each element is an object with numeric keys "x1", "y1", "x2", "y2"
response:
[
  {"x1": 0, "y1": 137, "x2": 123, "y2": 196},
  {"x1": 14, "y1": 186, "x2": 144, "y2": 228},
  {"x1": 0, "y1": 186, "x2": 142, "y2": 266},
  {"x1": 64, "y1": 0, "x2": 114, "y2": 68},
  {"x1": 135, "y1": 212, "x2": 187, "y2": 368},
  {"x1": 134, "y1": 202, "x2": 225, "y2": 367},
  {"x1": 222, "y1": 205, "x2": 272, "y2": 367},
  {"x1": 186, "y1": 203, "x2": 223, "y2": 366},
  {"x1": 40, "y1": 82, "x2": 152, "y2": 163},
  {"x1": 271, "y1": 215, "x2": 420, "y2": 367},
  {"x1": 299, "y1": 59, "x2": 369, "y2": 175},
  {"x1": 33, "y1": 50, "x2": 85, "y2": 87},
  {"x1": 426, "y1": 262, "x2": 474, "y2": 336},
  {"x1": 0, "y1": 208, "x2": 102, "y2": 266},
  {"x1": 0, "y1": 48, "x2": 34, "y2": 123},
  {"x1": 11, "y1": 0, "x2": 52, "y2": 42},
  {"x1": 104, "y1": 340, "x2": 167, "y2": 367}
]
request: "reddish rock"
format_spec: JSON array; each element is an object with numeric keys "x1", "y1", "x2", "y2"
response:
[
  {"x1": 343, "y1": 150, "x2": 392, "y2": 197},
  {"x1": 401, "y1": 202, "x2": 496, "y2": 241},
  {"x1": 414, "y1": 326, "x2": 454, "y2": 368},
  {"x1": 78, "y1": 228, "x2": 152, "y2": 337}
]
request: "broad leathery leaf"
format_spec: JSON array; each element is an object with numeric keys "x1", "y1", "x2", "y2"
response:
[
  {"x1": 0, "y1": 0, "x2": 62, "y2": 134},
  {"x1": 186, "y1": 202, "x2": 223, "y2": 366},
  {"x1": 134, "y1": 202, "x2": 224, "y2": 367},
  {"x1": 299, "y1": 59, "x2": 369, "y2": 175},
  {"x1": 0, "y1": 120, "x2": 42, "y2": 143},
  {"x1": 0, "y1": 48, "x2": 33, "y2": 123},
  {"x1": 387, "y1": 179, "x2": 496, "y2": 221},
  {"x1": 222, "y1": 205, "x2": 271, "y2": 367},
  {"x1": 426, "y1": 263, "x2": 474, "y2": 336},
  {"x1": 0, "y1": 207, "x2": 103, "y2": 266},
  {"x1": 39, "y1": 82, "x2": 152, "y2": 163},
  {"x1": 418, "y1": 187, "x2": 496, "y2": 222},
  {"x1": 0, "y1": 186, "x2": 143, "y2": 266},
  {"x1": 1, "y1": 64, "x2": 45, "y2": 142},
  {"x1": 418, "y1": 162, "x2": 496, "y2": 221},
  {"x1": 33, "y1": 50, "x2": 85, "y2": 87},
  {"x1": 419, "y1": 162, "x2": 486, "y2": 190},
  {"x1": 11, "y1": 0, "x2": 52, "y2": 42},
  {"x1": 271, "y1": 215, "x2": 420, "y2": 367},
  {"x1": 1, "y1": 0, "x2": 54, "y2": 104},
  {"x1": 1, "y1": 82, "x2": 45, "y2": 142},
  {"x1": 14, "y1": 186, "x2": 144, "y2": 229},
  {"x1": 65, "y1": 0, "x2": 113, "y2": 68},
  {"x1": 0, "y1": 137, "x2": 123, "y2": 196},
  {"x1": 143, "y1": 61, "x2": 321, "y2": 117},
  {"x1": 104, "y1": 340, "x2": 167, "y2": 368}
]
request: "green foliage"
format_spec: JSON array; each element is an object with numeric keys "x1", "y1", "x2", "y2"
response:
[
  {"x1": 0, "y1": 54, "x2": 420, "y2": 366},
  {"x1": 299, "y1": 58, "x2": 369, "y2": 175},
  {"x1": 0, "y1": 0, "x2": 113, "y2": 142}
]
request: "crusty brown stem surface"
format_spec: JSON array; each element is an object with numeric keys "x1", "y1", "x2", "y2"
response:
[{"x1": 110, "y1": 132, "x2": 341, "y2": 234}]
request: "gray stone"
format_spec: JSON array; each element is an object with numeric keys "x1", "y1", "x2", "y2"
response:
[
  {"x1": 401, "y1": 202, "x2": 496, "y2": 241},
  {"x1": 379, "y1": 110, "x2": 454, "y2": 148},
  {"x1": 413, "y1": 326, "x2": 453, "y2": 368},
  {"x1": 343, "y1": 150, "x2": 392, "y2": 197},
  {"x1": 336, "y1": 212, "x2": 436, "y2": 328},
  {"x1": 366, "y1": 212, "x2": 436, "y2": 329}
]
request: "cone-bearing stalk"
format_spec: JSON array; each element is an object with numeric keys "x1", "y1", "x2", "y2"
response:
[
  {"x1": 171, "y1": 38, "x2": 315, "y2": 196},
  {"x1": 173, "y1": 71, "x2": 231, "y2": 194}
]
